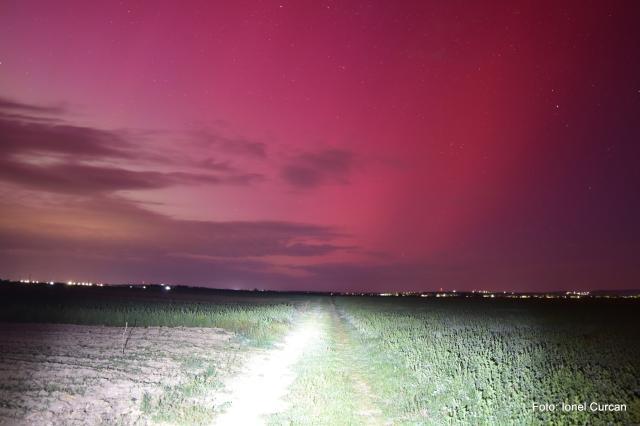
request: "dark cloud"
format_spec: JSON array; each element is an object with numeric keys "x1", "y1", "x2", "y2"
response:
[
  {"x1": 0, "y1": 96, "x2": 65, "y2": 115},
  {"x1": 220, "y1": 138, "x2": 266, "y2": 158},
  {"x1": 0, "y1": 97, "x2": 362, "y2": 289},
  {"x1": 219, "y1": 173, "x2": 265, "y2": 185},
  {"x1": 195, "y1": 130, "x2": 267, "y2": 158},
  {"x1": 0, "y1": 197, "x2": 349, "y2": 267},
  {"x1": 0, "y1": 161, "x2": 262, "y2": 194},
  {"x1": 0, "y1": 111, "x2": 62, "y2": 124},
  {"x1": 281, "y1": 165, "x2": 323, "y2": 188},
  {"x1": 166, "y1": 218, "x2": 346, "y2": 258},
  {"x1": 0, "y1": 97, "x2": 110, "y2": 158},
  {"x1": 0, "y1": 98, "x2": 265, "y2": 194},
  {"x1": 0, "y1": 115, "x2": 133, "y2": 159},
  {"x1": 281, "y1": 149, "x2": 354, "y2": 189},
  {"x1": 199, "y1": 157, "x2": 234, "y2": 172}
]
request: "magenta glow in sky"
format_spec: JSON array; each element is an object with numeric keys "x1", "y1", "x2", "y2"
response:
[{"x1": 1, "y1": 0, "x2": 639, "y2": 291}]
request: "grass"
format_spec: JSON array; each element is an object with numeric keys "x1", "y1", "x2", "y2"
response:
[
  {"x1": 142, "y1": 365, "x2": 222, "y2": 425},
  {"x1": 0, "y1": 299, "x2": 298, "y2": 346},
  {"x1": 0, "y1": 285, "x2": 304, "y2": 424},
  {"x1": 333, "y1": 297, "x2": 640, "y2": 425},
  {"x1": 272, "y1": 296, "x2": 640, "y2": 425},
  {"x1": 1, "y1": 284, "x2": 638, "y2": 424},
  {"x1": 269, "y1": 300, "x2": 387, "y2": 425}
]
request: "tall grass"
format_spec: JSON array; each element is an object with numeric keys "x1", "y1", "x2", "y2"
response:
[{"x1": 0, "y1": 300, "x2": 297, "y2": 346}]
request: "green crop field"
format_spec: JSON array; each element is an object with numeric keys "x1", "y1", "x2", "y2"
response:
[
  {"x1": 331, "y1": 297, "x2": 640, "y2": 424},
  {"x1": 0, "y1": 297, "x2": 297, "y2": 346},
  {"x1": 0, "y1": 284, "x2": 638, "y2": 425}
]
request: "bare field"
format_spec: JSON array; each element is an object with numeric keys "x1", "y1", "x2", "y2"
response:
[{"x1": 0, "y1": 323, "x2": 240, "y2": 425}]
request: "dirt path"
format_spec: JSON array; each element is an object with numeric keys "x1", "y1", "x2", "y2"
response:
[
  {"x1": 0, "y1": 303, "x2": 386, "y2": 425},
  {"x1": 214, "y1": 301, "x2": 386, "y2": 425},
  {"x1": 212, "y1": 306, "x2": 323, "y2": 425},
  {"x1": 327, "y1": 301, "x2": 385, "y2": 425}
]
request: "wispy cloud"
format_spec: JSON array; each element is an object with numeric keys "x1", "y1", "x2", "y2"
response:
[
  {"x1": 194, "y1": 129, "x2": 267, "y2": 159},
  {"x1": 0, "y1": 97, "x2": 265, "y2": 195},
  {"x1": 0, "y1": 96, "x2": 66, "y2": 115},
  {"x1": 0, "y1": 115, "x2": 132, "y2": 161},
  {"x1": 0, "y1": 196, "x2": 350, "y2": 261},
  {"x1": 281, "y1": 148, "x2": 355, "y2": 189},
  {"x1": 0, "y1": 161, "x2": 264, "y2": 194}
]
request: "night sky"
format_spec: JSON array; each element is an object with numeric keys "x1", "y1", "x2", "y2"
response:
[{"x1": 1, "y1": 1, "x2": 639, "y2": 292}]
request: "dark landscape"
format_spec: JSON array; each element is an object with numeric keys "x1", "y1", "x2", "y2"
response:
[{"x1": 0, "y1": 281, "x2": 638, "y2": 424}]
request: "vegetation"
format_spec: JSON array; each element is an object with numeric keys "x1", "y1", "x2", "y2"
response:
[
  {"x1": 329, "y1": 297, "x2": 640, "y2": 425},
  {"x1": 0, "y1": 285, "x2": 299, "y2": 346},
  {"x1": 0, "y1": 284, "x2": 302, "y2": 424},
  {"x1": 142, "y1": 364, "x2": 221, "y2": 425},
  {"x1": 1, "y1": 284, "x2": 638, "y2": 424},
  {"x1": 269, "y1": 302, "x2": 386, "y2": 425}
]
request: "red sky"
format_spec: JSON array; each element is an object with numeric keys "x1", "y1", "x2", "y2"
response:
[{"x1": 1, "y1": 0, "x2": 639, "y2": 291}]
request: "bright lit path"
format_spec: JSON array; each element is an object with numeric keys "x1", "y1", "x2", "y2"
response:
[
  {"x1": 213, "y1": 305, "x2": 325, "y2": 425},
  {"x1": 213, "y1": 300, "x2": 386, "y2": 425}
]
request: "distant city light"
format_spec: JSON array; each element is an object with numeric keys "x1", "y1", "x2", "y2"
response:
[{"x1": 2, "y1": 278, "x2": 638, "y2": 299}]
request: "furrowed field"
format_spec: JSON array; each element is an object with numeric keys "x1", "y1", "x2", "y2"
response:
[
  {"x1": 0, "y1": 284, "x2": 302, "y2": 424},
  {"x1": 0, "y1": 283, "x2": 638, "y2": 425}
]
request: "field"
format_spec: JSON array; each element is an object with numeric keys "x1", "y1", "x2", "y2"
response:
[
  {"x1": 0, "y1": 323, "x2": 237, "y2": 424},
  {"x1": 0, "y1": 283, "x2": 639, "y2": 425}
]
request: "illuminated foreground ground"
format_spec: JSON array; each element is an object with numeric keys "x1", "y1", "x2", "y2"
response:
[
  {"x1": 214, "y1": 307, "x2": 323, "y2": 425},
  {"x1": 0, "y1": 323, "x2": 244, "y2": 424},
  {"x1": 0, "y1": 288, "x2": 638, "y2": 424},
  {"x1": 216, "y1": 303, "x2": 388, "y2": 425},
  {"x1": 0, "y1": 302, "x2": 378, "y2": 425}
]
